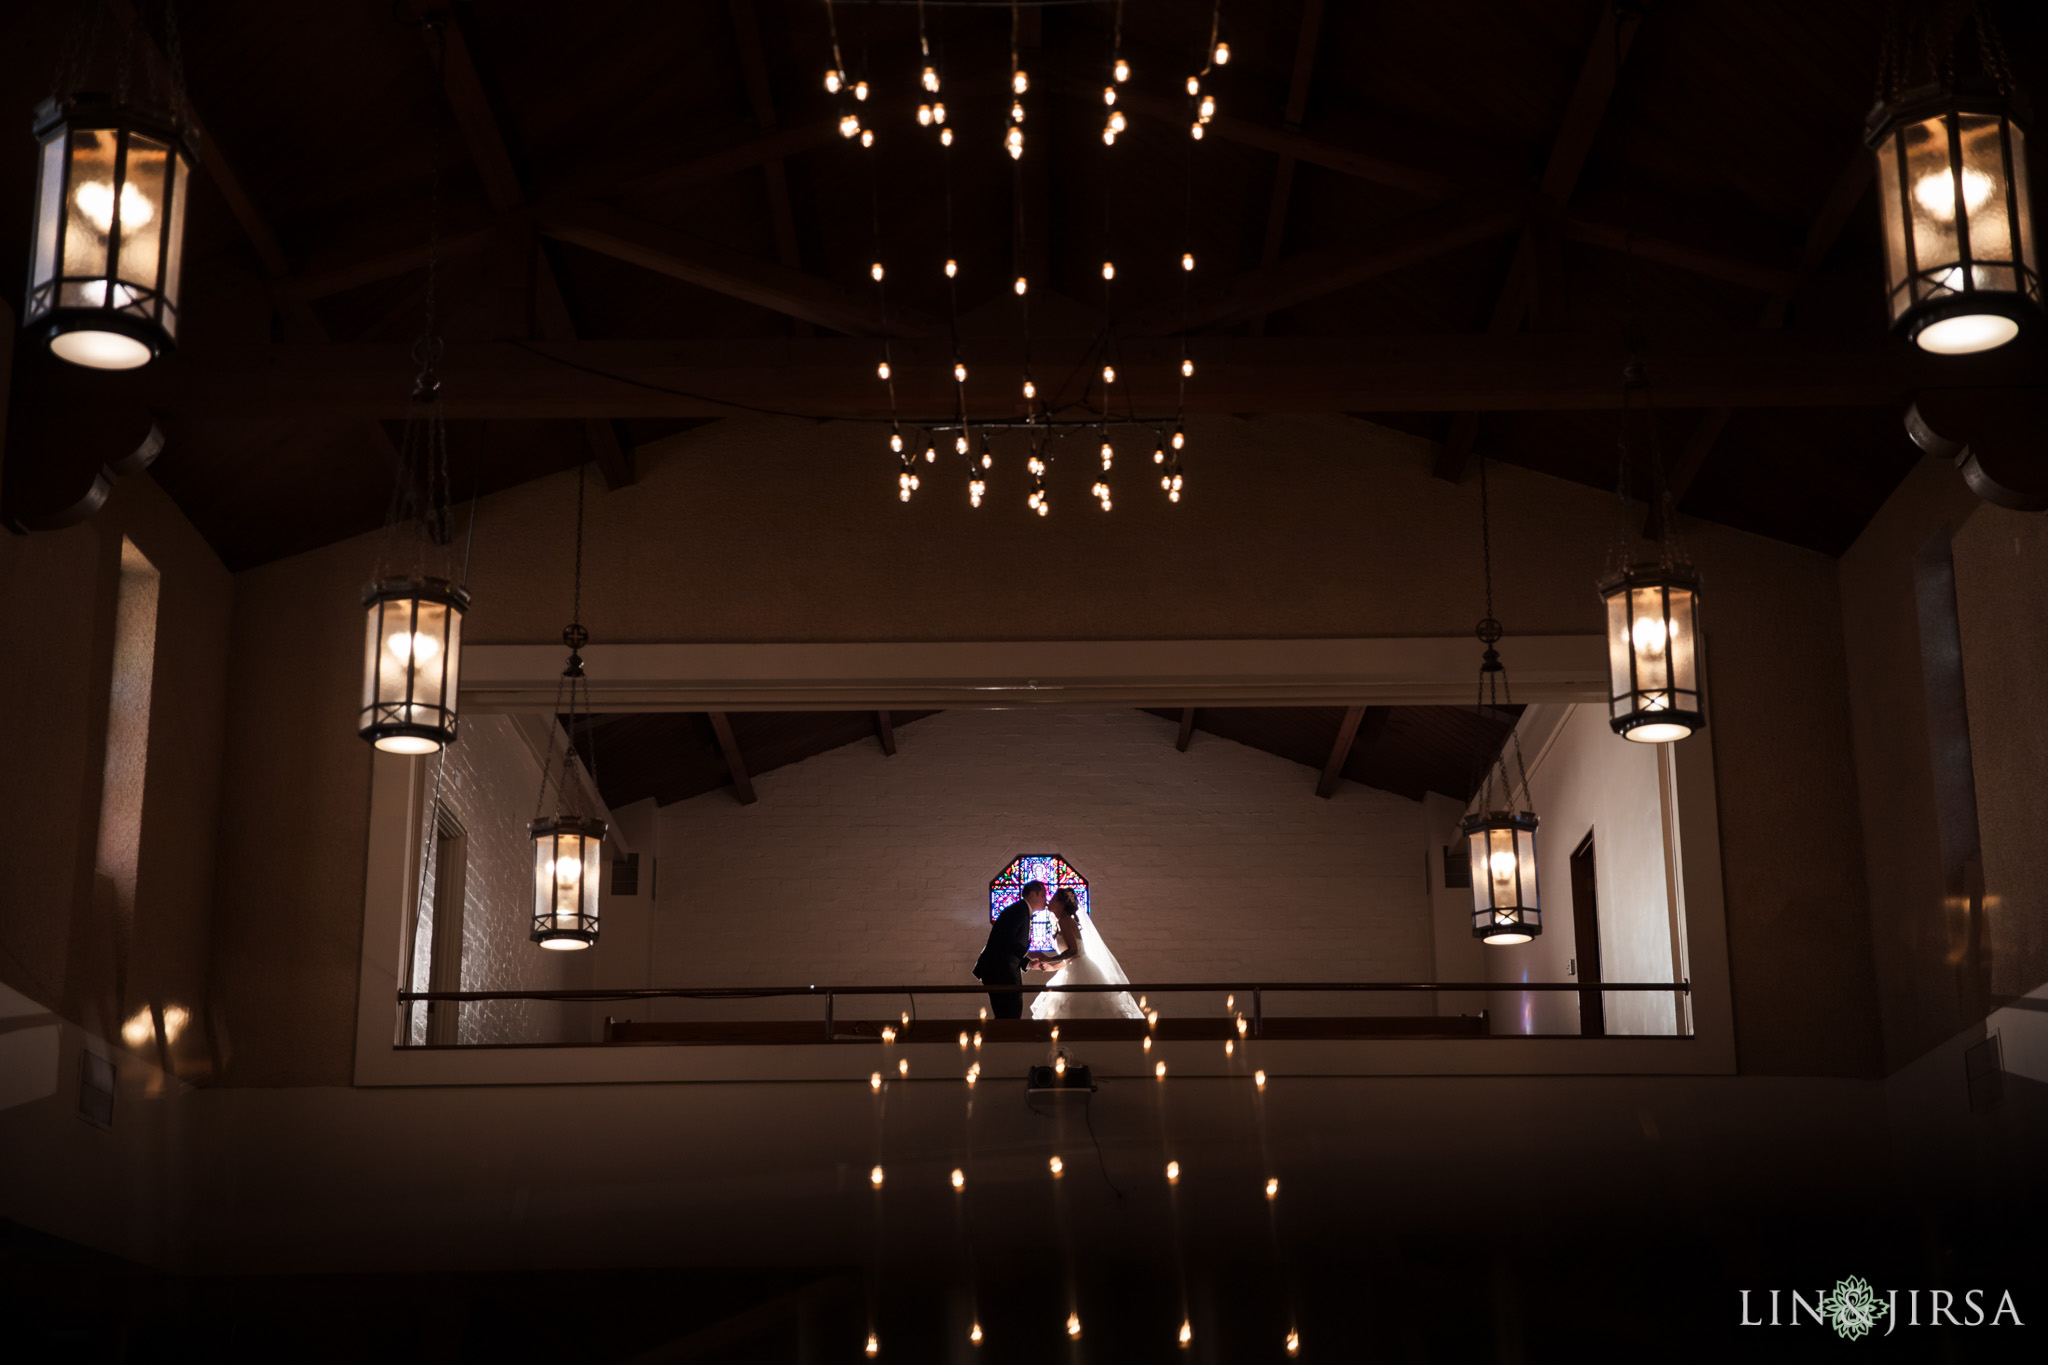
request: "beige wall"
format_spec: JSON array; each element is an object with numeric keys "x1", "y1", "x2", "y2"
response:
[
  {"x1": 205, "y1": 413, "x2": 1882, "y2": 1082},
  {"x1": 0, "y1": 473, "x2": 230, "y2": 1080}
]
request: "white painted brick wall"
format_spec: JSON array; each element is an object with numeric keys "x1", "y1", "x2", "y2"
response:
[{"x1": 644, "y1": 709, "x2": 1430, "y2": 1020}]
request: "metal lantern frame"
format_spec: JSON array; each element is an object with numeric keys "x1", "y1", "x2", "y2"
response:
[
  {"x1": 359, "y1": 576, "x2": 469, "y2": 753},
  {"x1": 25, "y1": 94, "x2": 194, "y2": 369},
  {"x1": 1600, "y1": 560, "x2": 1705, "y2": 743},
  {"x1": 1868, "y1": 81, "x2": 2039, "y2": 352},
  {"x1": 530, "y1": 812, "x2": 606, "y2": 950},
  {"x1": 1463, "y1": 809, "x2": 1541, "y2": 945}
]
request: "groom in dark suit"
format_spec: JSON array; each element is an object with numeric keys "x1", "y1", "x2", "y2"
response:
[{"x1": 974, "y1": 879, "x2": 1054, "y2": 1019}]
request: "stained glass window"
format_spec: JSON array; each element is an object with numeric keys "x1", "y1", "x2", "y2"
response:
[{"x1": 989, "y1": 853, "x2": 1091, "y2": 954}]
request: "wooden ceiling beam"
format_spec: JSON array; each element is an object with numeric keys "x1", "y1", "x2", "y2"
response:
[
  {"x1": 1315, "y1": 706, "x2": 1367, "y2": 799},
  {"x1": 429, "y1": 14, "x2": 634, "y2": 491},
  {"x1": 1432, "y1": 2, "x2": 1641, "y2": 484},
  {"x1": 534, "y1": 199, "x2": 940, "y2": 340},
  {"x1": 1247, "y1": 0, "x2": 1328, "y2": 337},
  {"x1": 1113, "y1": 89, "x2": 1459, "y2": 198},
  {"x1": 727, "y1": 0, "x2": 810, "y2": 336},
  {"x1": 90, "y1": 332, "x2": 2035, "y2": 421},
  {"x1": 1176, "y1": 709, "x2": 1196, "y2": 752},
  {"x1": 1558, "y1": 215, "x2": 1799, "y2": 296},
  {"x1": 874, "y1": 711, "x2": 896, "y2": 756},
  {"x1": 706, "y1": 712, "x2": 758, "y2": 805},
  {"x1": 1143, "y1": 190, "x2": 1529, "y2": 335}
]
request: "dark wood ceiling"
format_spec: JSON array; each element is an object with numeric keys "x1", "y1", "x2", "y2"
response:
[
  {"x1": 3, "y1": 1, "x2": 2043, "y2": 565},
  {"x1": 577, "y1": 705, "x2": 1517, "y2": 812}
]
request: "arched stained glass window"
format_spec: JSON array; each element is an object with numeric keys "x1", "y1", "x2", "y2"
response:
[{"x1": 989, "y1": 854, "x2": 1091, "y2": 954}]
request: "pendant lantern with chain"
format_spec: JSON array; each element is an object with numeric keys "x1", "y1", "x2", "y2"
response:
[
  {"x1": 531, "y1": 463, "x2": 606, "y2": 951},
  {"x1": 1599, "y1": 343, "x2": 1705, "y2": 744},
  {"x1": 1462, "y1": 454, "x2": 1542, "y2": 946}
]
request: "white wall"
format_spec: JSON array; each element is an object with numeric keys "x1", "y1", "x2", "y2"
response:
[
  {"x1": 633, "y1": 708, "x2": 1433, "y2": 1020},
  {"x1": 1482, "y1": 704, "x2": 1682, "y2": 1036}
]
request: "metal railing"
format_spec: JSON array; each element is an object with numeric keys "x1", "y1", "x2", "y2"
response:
[{"x1": 397, "y1": 979, "x2": 1690, "y2": 1040}]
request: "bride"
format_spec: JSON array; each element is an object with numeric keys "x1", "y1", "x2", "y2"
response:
[{"x1": 1032, "y1": 889, "x2": 1145, "y2": 1020}]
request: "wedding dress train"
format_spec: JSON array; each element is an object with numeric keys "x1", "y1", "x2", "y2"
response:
[{"x1": 1031, "y1": 916, "x2": 1145, "y2": 1020}]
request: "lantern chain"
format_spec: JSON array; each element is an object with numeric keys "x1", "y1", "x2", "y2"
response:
[
  {"x1": 535, "y1": 461, "x2": 595, "y2": 821},
  {"x1": 1975, "y1": 6, "x2": 2014, "y2": 100}
]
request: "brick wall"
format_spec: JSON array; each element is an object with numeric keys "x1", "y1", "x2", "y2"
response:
[{"x1": 642, "y1": 708, "x2": 1430, "y2": 1021}]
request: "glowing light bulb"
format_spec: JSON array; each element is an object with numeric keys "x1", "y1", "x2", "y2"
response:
[
  {"x1": 956, "y1": 434, "x2": 969, "y2": 454},
  {"x1": 871, "y1": 262, "x2": 884, "y2": 282},
  {"x1": 1114, "y1": 57, "x2": 1130, "y2": 82},
  {"x1": 840, "y1": 114, "x2": 861, "y2": 139},
  {"x1": 979, "y1": 1007, "x2": 988, "y2": 1022},
  {"x1": 880, "y1": 1025, "x2": 896, "y2": 1043},
  {"x1": 1102, "y1": 365, "x2": 1116, "y2": 384},
  {"x1": 959, "y1": 1031, "x2": 970, "y2": 1049},
  {"x1": 871, "y1": 1071, "x2": 882, "y2": 1091},
  {"x1": 1180, "y1": 1320, "x2": 1193, "y2": 1346},
  {"x1": 1054, "y1": 1056, "x2": 1066, "y2": 1075},
  {"x1": 901, "y1": 1011, "x2": 911, "y2": 1027},
  {"x1": 74, "y1": 180, "x2": 153, "y2": 235},
  {"x1": 1100, "y1": 442, "x2": 1113, "y2": 468},
  {"x1": 866, "y1": 1333, "x2": 879, "y2": 1357},
  {"x1": 1172, "y1": 428, "x2": 1186, "y2": 450},
  {"x1": 1022, "y1": 378, "x2": 1037, "y2": 399},
  {"x1": 1138, "y1": 996, "x2": 1147, "y2": 1008},
  {"x1": 1049, "y1": 1155, "x2": 1064, "y2": 1177},
  {"x1": 1170, "y1": 488, "x2": 1181, "y2": 502},
  {"x1": 1066, "y1": 1313, "x2": 1081, "y2": 1339},
  {"x1": 1489, "y1": 850, "x2": 1518, "y2": 880},
  {"x1": 1236, "y1": 1015, "x2": 1248, "y2": 1037},
  {"x1": 1255, "y1": 1069, "x2": 1267, "y2": 1089},
  {"x1": 1224, "y1": 1039, "x2": 1234, "y2": 1056},
  {"x1": 951, "y1": 1168, "x2": 966, "y2": 1189},
  {"x1": 1102, "y1": 260, "x2": 1115, "y2": 280},
  {"x1": 1214, "y1": 41, "x2": 1231, "y2": 65},
  {"x1": 940, "y1": 126, "x2": 953, "y2": 146},
  {"x1": 945, "y1": 258, "x2": 958, "y2": 278},
  {"x1": 1006, "y1": 128, "x2": 1024, "y2": 159},
  {"x1": 870, "y1": 1165, "x2": 885, "y2": 1187},
  {"x1": 854, "y1": 80, "x2": 869, "y2": 102},
  {"x1": 1143, "y1": 1035, "x2": 1153, "y2": 1052},
  {"x1": 1182, "y1": 252, "x2": 1195, "y2": 271},
  {"x1": 923, "y1": 66, "x2": 940, "y2": 93},
  {"x1": 1191, "y1": 122, "x2": 1204, "y2": 140},
  {"x1": 1014, "y1": 275, "x2": 1028, "y2": 295},
  {"x1": 932, "y1": 102, "x2": 946, "y2": 124},
  {"x1": 1286, "y1": 1330, "x2": 1301, "y2": 1356},
  {"x1": 1102, "y1": 85, "x2": 1117, "y2": 107},
  {"x1": 1036, "y1": 502, "x2": 1048, "y2": 517},
  {"x1": 877, "y1": 361, "x2": 891, "y2": 380},
  {"x1": 917, "y1": 104, "x2": 933, "y2": 126},
  {"x1": 1199, "y1": 95, "x2": 1216, "y2": 120},
  {"x1": 386, "y1": 631, "x2": 439, "y2": 663},
  {"x1": 1171, "y1": 473, "x2": 1183, "y2": 491},
  {"x1": 898, "y1": 1058, "x2": 909, "y2": 1076},
  {"x1": 121, "y1": 1007, "x2": 154, "y2": 1048},
  {"x1": 1154, "y1": 446, "x2": 1165, "y2": 464},
  {"x1": 950, "y1": 362, "x2": 966, "y2": 384},
  {"x1": 966, "y1": 1069, "x2": 978, "y2": 1087},
  {"x1": 1102, "y1": 128, "x2": 1117, "y2": 146},
  {"x1": 1166, "y1": 1160, "x2": 1180, "y2": 1183},
  {"x1": 1108, "y1": 110, "x2": 1126, "y2": 134},
  {"x1": 1010, "y1": 101, "x2": 1026, "y2": 124},
  {"x1": 861, "y1": 129, "x2": 875, "y2": 147},
  {"x1": 1182, "y1": 358, "x2": 1194, "y2": 377},
  {"x1": 980, "y1": 453, "x2": 991, "y2": 469},
  {"x1": 1148, "y1": 1009, "x2": 1161, "y2": 1027},
  {"x1": 1013, "y1": 70, "x2": 1029, "y2": 95},
  {"x1": 898, "y1": 473, "x2": 912, "y2": 492},
  {"x1": 1155, "y1": 1060, "x2": 1168, "y2": 1080},
  {"x1": 825, "y1": 69, "x2": 842, "y2": 93},
  {"x1": 1632, "y1": 613, "x2": 1669, "y2": 655},
  {"x1": 1266, "y1": 1176, "x2": 1280, "y2": 1199},
  {"x1": 1050, "y1": 1025, "x2": 1059, "y2": 1042},
  {"x1": 971, "y1": 1324, "x2": 982, "y2": 1345},
  {"x1": 925, "y1": 445, "x2": 936, "y2": 463},
  {"x1": 1187, "y1": 75, "x2": 1200, "y2": 96}
]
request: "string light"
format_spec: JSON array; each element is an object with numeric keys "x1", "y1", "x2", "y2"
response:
[
  {"x1": 1199, "y1": 95, "x2": 1216, "y2": 121},
  {"x1": 1224, "y1": 1039, "x2": 1234, "y2": 1057},
  {"x1": 1180, "y1": 1321, "x2": 1193, "y2": 1347},
  {"x1": 871, "y1": 1164, "x2": 885, "y2": 1187},
  {"x1": 1103, "y1": 85, "x2": 1117, "y2": 106},
  {"x1": 1092, "y1": 481, "x2": 1112, "y2": 510},
  {"x1": 1100, "y1": 441, "x2": 1114, "y2": 470},
  {"x1": 1022, "y1": 377, "x2": 1036, "y2": 399},
  {"x1": 1108, "y1": 110, "x2": 1126, "y2": 134},
  {"x1": 1190, "y1": 122, "x2": 1205, "y2": 140},
  {"x1": 958, "y1": 1031, "x2": 969, "y2": 1049},
  {"x1": 901, "y1": 1011, "x2": 911, "y2": 1027},
  {"x1": 1155, "y1": 1060, "x2": 1168, "y2": 1080},
  {"x1": 866, "y1": 1333, "x2": 880, "y2": 1357},
  {"x1": 1066, "y1": 1313, "x2": 1081, "y2": 1340},
  {"x1": 1010, "y1": 100, "x2": 1026, "y2": 123},
  {"x1": 922, "y1": 66, "x2": 940, "y2": 93},
  {"x1": 979, "y1": 1007, "x2": 988, "y2": 1022},
  {"x1": 1172, "y1": 428, "x2": 1186, "y2": 450},
  {"x1": 1166, "y1": 1160, "x2": 1180, "y2": 1184},
  {"x1": 1006, "y1": 126, "x2": 1023, "y2": 160},
  {"x1": 931, "y1": 101, "x2": 946, "y2": 124},
  {"x1": 1236, "y1": 1015, "x2": 1248, "y2": 1037},
  {"x1": 890, "y1": 431, "x2": 903, "y2": 453},
  {"x1": 1182, "y1": 252, "x2": 1196, "y2": 271},
  {"x1": 1266, "y1": 1177, "x2": 1280, "y2": 1199},
  {"x1": 1148, "y1": 1009, "x2": 1161, "y2": 1027},
  {"x1": 970, "y1": 1324, "x2": 982, "y2": 1346},
  {"x1": 1101, "y1": 260, "x2": 1115, "y2": 280},
  {"x1": 940, "y1": 127, "x2": 953, "y2": 147},
  {"x1": 1143, "y1": 1035, "x2": 1153, "y2": 1052},
  {"x1": 1255, "y1": 1069, "x2": 1267, "y2": 1089},
  {"x1": 944, "y1": 258, "x2": 957, "y2": 278},
  {"x1": 955, "y1": 434, "x2": 969, "y2": 455},
  {"x1": 924, "y1": 441, "x2": 936, "y2": 463},
  {"x1": 870, "y1": 262, "x2": 884, "y2": 282},
  {"x1": 953, "y1": 362, "x2": 967, "y2": 383},
  {"x1": 840, "y1": 114, "x2": 861, "y2": 139},
  {"x1": 918, "y1": 104, "x2": 933, "y2": 126},
  {"x1": 952, "y1": 1168, "x2": 966, "y2": 1189},
  {"x1": 871, "y1": 1072, "x2": 882, "y2": 1091},
  {"x1": 965, "y1": 1068, "x2": 978, "y2": 1087},
  {"x1": 854, "y1": 79, "x2": 869, "y2": 102},
  {"x1": 1102, "y1": 128, "x2": 1117, "y2": 147},
  {"x1": 881, "y1": 1025, "x2": 896, "y2": 1043},
  {"x1": 1286, "y1": 1330, "x2": 1301, "y2": 1356},
  {"x1": 1114, "y1": 57, "x2": 1130, "y2": 82},
  {"x1": 1049, "y1": 1155, "x2": 1064, "y2": 1178},
  {"x1": 1182, "y1": 358, "x2": 1194, "y2": 377},
  {"x1": 861, "y1": 129, "x2": 874, "y2": 148},
  {"x1": 877, "y1": 360, "x2": 891, "y2": 380},
  {"x1": 826, "y1": 69, "x2": 843, "y2": 93},
  {"x1": 1186, "y1": 75, "x2": 1200, "y2": 96},
  {"x1": 1054, "y1": 1056, "x2": 1066, "y2": 1076},
  {"x1": 973, "y1": 1031, "x2": 983, "y2": 1048},
  {"x1": 1154, "y1": 445, "x2": 1166, "y2": 464},
  {"x1": 1213, "y1": 41, "x2": 1231, "y2": 65},
  {"x1": 898, "y1": 1057, "x2": 908, "y2": 1076},
  {"x1": 969, "y1": 477, "x2": 985, "y2": 508},
  {"x1": 1012, "y1": 70, "x2": 1029, "y2": 94}
]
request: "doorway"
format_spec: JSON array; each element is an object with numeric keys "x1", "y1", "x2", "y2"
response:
[{"x1": 1570, "y1": 831, "x2": 1604, "y2": 1037}]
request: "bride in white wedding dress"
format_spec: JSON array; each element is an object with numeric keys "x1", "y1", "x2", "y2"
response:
[{"x1": 1031, "y1": 888, "x2": 1145, "y2": 1020}]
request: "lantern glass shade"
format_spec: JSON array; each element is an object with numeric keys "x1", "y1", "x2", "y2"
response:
[
  {"x1": 1869, "y1": 89, "x2": 2038, "y2": 354},
  {"x1": 25, "y1": 97, "x2": 192, "y2": 370},
  {"x1": 1601, "y1": 564, "x2": 1704, "y2": 743},
  {"x1": 358, "y1": 578, "x2": 468, "y2": 754},
  {"x1": 1463, "y1": 811, "x2": 1540, "y2": 945},
  {"x1": 531, "y1": 815, "x2": 605, "y2": 949}
]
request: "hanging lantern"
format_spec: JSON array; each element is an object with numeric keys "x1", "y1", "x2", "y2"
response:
[
  {"x1": 358, "y1": 577, "x2": 468, "y2": 753},
  {"x1": 1866, "y1": 10, "x2": 2038, "y2": 355},
  {"x1": 1464, "y1": 811, "x2": 1541, "y2": 945},
  {"x1": 1600, "y1": 563, "x2": 1704, "y2": 742},
  {"x1": 24, "y1": 95, "x2": 193, "y2": 370},
  {"x1": 530, "y1": 813, "x2": 605, "y2": 950}
]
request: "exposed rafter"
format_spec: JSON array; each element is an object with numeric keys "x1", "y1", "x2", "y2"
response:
[
  {"x1": 707, "y1": 712, "x2": 758, "y2": 806},
  {"x1": 1248, "y1": 0, "x2": 1328, "y2": 336},
  {"x1": 1176, "y1": 708, "x2": 1196, "y2": 752},
  {"x1": 727, "y1": 0, "x2": 809, "y2": 334},
  {"x1": 429, "y1": 13, "x2": 635, "y2": 491},
  {"x1": 1316, "y1": 706, "x2": 1368, "y2": 799},
  {"x1": 874, "y1": 711, "x2": 896, "y2": 756}
]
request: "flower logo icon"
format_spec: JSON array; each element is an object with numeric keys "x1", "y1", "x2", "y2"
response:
[{"x1": 1820, "y1": 1276, "x2": 1888, "y2": 1341}]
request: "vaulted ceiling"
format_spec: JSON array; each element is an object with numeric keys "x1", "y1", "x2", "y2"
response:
[{"x1": 3, "y1": 1, "x2": 2042, "y2": 565}]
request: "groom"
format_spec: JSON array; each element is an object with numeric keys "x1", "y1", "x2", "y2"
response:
[{"x1": 973, "y1": 879, "x2": 1058, "y2": 1019}]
